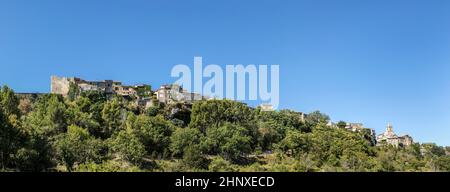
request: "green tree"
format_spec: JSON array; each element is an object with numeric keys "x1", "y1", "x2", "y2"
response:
[
  {"x1": 257, "y1": 121, "x2": 283, "y2": 151},
  {"x1": 309, "y1": 126, "x2": 371, "y2": 167},
  {"x1": 67, "y1": 82, "x2": 80, "y2": 101},
  {"x1": 22, "y1": 94, "x2": 68, "y2": 137},
  {"x1": 277, "y1": 129, "x2": 312, "y2": 157},
  {"x1": 266, "y1": 110, "x2": 307, "y2": 131},
  {"x1": 1, "y1": 88, "x2": 54, "y2": 171},
  {"x1": 12, "y1": 133, "x2": 54, "y2": 172},
  {"x1": 75, "y1": 160, "x2": 142, "y2": 172},
  {"x1": 421, "y1": 143, "x2": 446, "y2": 157},
  {"x1": 0, "y1": 85, "x2": 21, "y2": 120},
  {"x1": 0, "y1": 104, "x2": 21, "y2": 169},
  {"x1": 189, "y1": 100, "x2": 255, "y2": 133},
  {"x1": 164, "y1": 103, "x2": 191, "y2": 127},
  {"x1": 81, "y1": 91, "x2": 107, "y2": 137},
  {"x1": 170, "y1": 127, "x2": 202, "y2": 158},
  {"x1": 208, "y1": 156, "x2": 237, "y2": 172},
  {"x1": 46, "y1": 95, "x2": 68, "y2": 133},
  {"x1": 435, "y1": 156, "x2": 450, "y2": 171},
  {"x1": 18, "y1": 98, "x2": 33, "y2": 115},
  {"x1": 201, "y1": 123, "x2": 252, "y2": 161},
  {"x1": 130, "y1": 115, "x2": 173, "y2": 157},
  {"x1": 336, "y1": 121, "x2": 347, "y2": 129},
  {"x1": 182, "y1": 145, "x2": 208, "y2": 170},
  {"x1": 292, "y1": 153, "x2": 317, "y2": 172},
  {"x1": 110, "y1": 129, "x2": 146, "y2": 165},
  {"x1": 146, "y1": 106, "x2": 160, "y2": 117},
  {"x1": 255, "y1": 109, "x2": 309, "y2": 151},
  {"x1": 66, "y1": 96, "x2": 101, "y2": 137},
  {"x1": 374, "y1": 146, "x2": 400, "y2": 172},
  {"x1": 0, "y1": 86, "x2": 23, "y2": 170},
  {"x1": 340, "y1": 150, "x2": 370, "y2": 172},
  {"x1": 305, "y1": 111, "x2": 330, "y2": 127},
  {"x1": 101, "y1": 98, "x2": 123, "y2": 138},
  {"x1": 54, "y1": 125, "x2": 106, "y2": 171}
]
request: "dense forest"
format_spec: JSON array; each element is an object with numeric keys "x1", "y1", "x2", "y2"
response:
[{"x1": 0, "y1": 85, "x2": 449, "y2": 172}]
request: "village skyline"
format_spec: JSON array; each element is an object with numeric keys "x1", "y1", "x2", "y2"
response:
[
  {"x1": 1, "y1": 0, "x2": 449, "y2": 147},
  {"x1": 5, "y1": 74, "x2": 418, "y2": 148}
]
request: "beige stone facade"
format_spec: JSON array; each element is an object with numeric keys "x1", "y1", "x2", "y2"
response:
[
  {"x1": 345, "y1": 123, "x2": 364, "y2": 132},
  {"x1": 51, "y1": 75, "x2": 118, "y2": 96},
  {"x1": 376, "y1": 123, "x2": 414, "y2": 147},
  {"x1": 155, "y1": 84, "x2": 203, "y2": 104},
  {"x1": 51, "y1": 76, "x2": 73, "y2": 96},
  {"x1": 259, "y1": 103, "x2": 274, "y2": 111},
  {"x1": 51, "y1": 75, "x2": 153, "y2": 109}
]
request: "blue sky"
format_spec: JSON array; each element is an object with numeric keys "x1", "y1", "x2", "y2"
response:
[{"x1": 1, "y1": 0, "x2": 449, "y2": 145}]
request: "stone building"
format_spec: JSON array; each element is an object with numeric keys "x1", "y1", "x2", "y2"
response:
[
  {"x1": 51, "y1": 76, "x2": 153, "y2": 109},
  {"x1": 327, "y1": 121, "x2": 377, "y2": 146},
  {"x1": 50, "y1": 76, "x2": 73, "y2": 96},
  {"x1": 155, "y1": 84, "x2": 203, "y2": 104},
  {"x1": 51, "y1": 76, "x2": 118, "y2": 96},
  {"x1": 298, "y1": 112, "x2": 306, "y2": 123},
  {"x1": 113, "y1": 84, "x2": 152, "y2": 98},
  {"x1": 376, "y1": 123, "x2": 414, "y2": 147},
  {"x1": 345, "y1": 123, "x2": 364, "y2": 132},
  {"x1": 259, "y1": 103, "x2": 274, "y2": 112},
  {"x1": 346, "y1": 123, "x2": 376, "y2": 146},
  {"x1": 155, "y1": 84, "x2": 180, "y2": 104},
  {"x1": 113, "y1": 85, "x2": 137, "y2": 97},
  {"x1": 328, "y1": 121, "x2": 365, "y2": 131},
  {"x1": 348, "y1": 123, "x2": 375, "y2": 141}
]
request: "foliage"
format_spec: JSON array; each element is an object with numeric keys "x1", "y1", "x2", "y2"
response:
[
  {"x1": 67, "y1": 82, "x2": 80, "y2": 101},
  {"x1": 0, "y1": 86, "x2": 23, "y2": 169},
  {"x1": 135, "y1": 85, "x2": 152, "y2": 98},
  {"x1": 109, "y1": 129, "x2": 146, "y2": 166},
  {"x1": 1, "y1": 86, "x2": 21, "y2": 119},
  {"x1": 0, "y1": 103, "x2": 21, "y2": 169},
  {"x1": 336, "y1": 121, "x2": 347, "y2": 129},
  {"x1": 54, "y1": 125, "x2": 107, "y2": 171},
  {"x1": 190, "y1": 100, "x2": 255, "y2": 133},
  {"x1": 182, "y1": 145, "x2": 208, "y2": 170},
  {"x1": 12, "y1": 128, "x2": 54, "y2": 172},
  {"x1": 127, "y1": 115, "x2": 173, "y2": 158},
  {"x1": 101, "y1": 98, "x2": 123, "y2": 138},
  {"x1": 22, "y1": 94, "x2": 68, "y2": 137},
  {"x1": 0, "y1": 85, "x2": 449, "y2": 172},
  {"x1": 305, "y1": 111, "x2": 330, "y2": 127},
  {"x1": 201, "y1": 123, "x2": 252, "y2": 161},
  {"x1": 75, "y1": 160, "x2": 142, "y2": 172},
  {"x1": 164, "y1": 103, "x2": 191, "y2": 127},
  {"x1": 170, "y1": 127, "x2": 202, "y2": 158},
  {"x1": 208, "y1": 157, "x2": 237, "y2": 172}
]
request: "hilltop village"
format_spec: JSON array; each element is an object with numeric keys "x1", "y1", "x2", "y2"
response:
[
  {"x1": 47, "y1": 75, "x2": 414, "y2": 148},
  {"x1": 2, "y1": 75, "x2": 448, "y2": 172},
  {"x1": 50, "y1": 76, "x2": 205, "y2": 108}
]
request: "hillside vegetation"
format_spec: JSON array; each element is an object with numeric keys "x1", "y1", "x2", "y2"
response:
[{"x1": 0, "y1": 86, "x2": 449, "y2": 172}]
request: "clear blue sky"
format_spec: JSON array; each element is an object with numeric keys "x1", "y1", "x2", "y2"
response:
[{"x1": 1, "y1": 0, "x2": 449, "y2": 146}]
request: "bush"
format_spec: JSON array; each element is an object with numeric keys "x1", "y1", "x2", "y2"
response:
[
  {"x1": 110, "y1": 130, "x2": 146, "y2": 166},
  {"x1": 75, "y1": 160, "x2": 142, "y2": 172}
]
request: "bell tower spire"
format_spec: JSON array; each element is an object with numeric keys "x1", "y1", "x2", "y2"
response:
[
  {"x1": 384, "y1": 122, "x2": 395, "y2": 137},
  {"x1": 387, "y1": 122, "x2": 393, "y2": 132}
]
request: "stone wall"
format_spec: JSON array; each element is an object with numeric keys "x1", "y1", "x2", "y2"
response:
[{"x1": 51, "y1": 76, "x2": 72, "y2": 96}]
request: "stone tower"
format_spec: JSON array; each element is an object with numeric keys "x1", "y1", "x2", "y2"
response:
[
  {"x1": 51, "y1": 75, "x2": 73, "y2": 96},
  {"x1": 384, "y1": 122, "x2": 395, "y2": 138}
]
